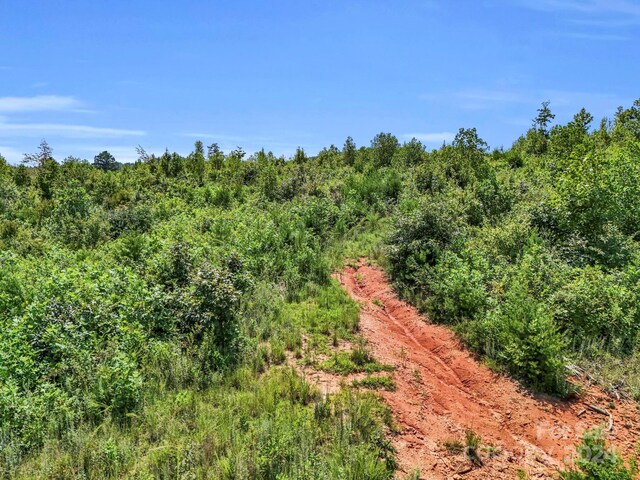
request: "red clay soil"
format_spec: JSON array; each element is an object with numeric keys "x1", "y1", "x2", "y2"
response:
[{"x1": 334, "y1": 260, "x2": 640, "y2": 479}]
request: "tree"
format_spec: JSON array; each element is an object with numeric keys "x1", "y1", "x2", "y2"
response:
[
  {"x1": 208, "y1": 143, "x2": 224, "y2": 170},
  {"x1": 136, "y1": 145, "x2": 150, "y2": 163},
  {"x1": 613, "y1": 98, "x2": 640, "y2": 141},
  {"x1": 93, "y1": 151, "x2": 120, "y2": 171},
  {"x1": 400, "y1": 138, "x2": 425, "y2": 166},
  {"x1": 533, "y1": 101, "x2": 555, "y2": 134},
  {"x1": 515, "y1": 102, "x2": 556, "y2": 155},
  {"x1": 371, "y1": 132, "x2": 399, "y2": 167},
  {"x1": 159, "y1": 149, "x2": 184, "y2": 177},
  {"x1": 194, "y1": 140, "x2": 204, "y2": 157},
  {"x1": 549, "y1": 108, "x2": 594, "y2": 159},
  {"x1": 343, "y1": 136, "x2": 356, "y2": 165},
  {"x1": 229, "y1": 147, "x2": 246, "y2": 161},
  {"x1": 186, "y1": 141, "x2": 205, "y2": 183},
  {"x1": 293, "y1": 146, "x2": 307, "y2": 165},
  {"x1": 23, "y1": 139, "x2": 53, "y2": 167}
]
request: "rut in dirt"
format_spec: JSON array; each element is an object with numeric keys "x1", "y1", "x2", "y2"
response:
[{"x1": 335, "y1": 260, "x2": 639, "y2": 480}]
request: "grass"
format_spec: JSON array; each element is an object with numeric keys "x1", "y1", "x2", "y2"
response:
[
  {"x1": 352, "y1": 375, "x2": 396, "y2": 391},
  {"x1": 465, "y1": 429, "x2": 483, "y2": 466},
  {"x1": 11, "y1": 368, "x2": 397, "y2": 479},
  {"x1": 319, "y1": 350, "x2": 394, "y2": 376},
  {"x1": 575, "y1": 349, "x2": 640, "y2": 401},
  {"x1": 442, "y1": 439, "x2": 464, "y2": 454},
  {"x1": 6, "y1": 273, "x2": 398, "y2": 479}
]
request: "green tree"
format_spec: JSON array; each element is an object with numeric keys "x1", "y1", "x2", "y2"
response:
[
  {"x1": 343, "y1": 136, "x2": 356, "y2": 165},
  {"x1": 207, "y1": 142, "x2": 224, "y2": 171},
  {"x1": 371, "y1": 132, "x2": 399, "y2": 167},
  {"x1": 293, "y1": 146, "x2": 307, "y2": 165},
  {"x1": 549, "y1": 108, "x2": 593, "y2": 159},
  {"x1": 93, "y1": 151, "x2": 120, "y2": 171},
  {"x1": 533, "y1": 100, "x2": 555, "y2": 134},
  {"x1": 399, "y1": 138, "x2": 425, "y2": 166},
  {"x1": 613, "y1": 98, "x2": 640, "y2": 141},
  {"x1": 186, "y1": 141, "x2": 206, "y2": 183},
  {"x1": 23, "y1": 139, "x2": 53, "y2": 167},
  {"x1": 23, "y1": 140, "x2": 59, "y2": 200},
  {"x1": 516, "y1": 101, "x2": 556, "y2": 155}
]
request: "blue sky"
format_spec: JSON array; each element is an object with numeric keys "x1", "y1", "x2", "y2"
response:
[{"x1": 0, "y1": 0, "x2": 638, "y2": 164}]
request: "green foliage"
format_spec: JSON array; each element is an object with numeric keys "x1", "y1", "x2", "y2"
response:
[
  {"x1": 320, "y1": 351, "x2": 394, "y2": 376},
  {"x1": 464, "y1": 429, "x2": 483, "y2": 466},
  {"x1": 425, "y1": 250, "x2": 489, "y2": 324},
  {"x1": 558, "y1": 429, "x2": 638, "y2": 480},
  {"x1": 386, "y1": 100, "x2": 640, "y2": 396},
  {"x1": 387, "y1": 194, "x2": 466, "y2": 287},
  {"x1": 343, "y1": 136, "x2": 357, "y2": 165},
  {"x1": 468, "y1": 287, "x2": 569, "y2": 394},
  {"x1": 371, "y1": 132, "x2": 399, "y2": 168},
  {"x1": 0, "y1": 136, "x2": 408, "y2": 475},
  {"x1": 352, "y1": 375, "x2": 396, "y2": 391},
  {"x1": 93, "y1": 150, "x2": 120, "y2": 171},
  {"x1": 554, "y1": 266, "x2": 638, "y2": 353},
  {"x1": 3, "y1": 102, "x2": 640, "y2": 474}
]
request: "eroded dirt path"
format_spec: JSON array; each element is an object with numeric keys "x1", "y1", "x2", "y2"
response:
[{"x1": 334, "y1": 260, "x2": 639, "y2": 479}]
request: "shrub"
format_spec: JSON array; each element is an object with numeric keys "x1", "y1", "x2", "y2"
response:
[
  {"x1": 558, "y1": 429, "x2": 638, "y2": 480},
  {"x1": 92, "y1": 352, "x2": 143, "y2": 421},
  {"x1": 352, "y1": 375, "x2": 396, "y2": 391},
  {"x1": 554, "y1": 266, "x2": 638, "y2": 353},
  {"x1": 425, "y1": 251, "x2": 489, "y2": 324},
  {"x1": 386, "y1": 195, "x2": 466, "y2": 288},
  {"x1": 468, "y1": 287, "x2": 569, "y2": 395}
]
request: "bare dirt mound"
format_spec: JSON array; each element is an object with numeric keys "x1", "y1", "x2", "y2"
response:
[{"x1": 335, "y1": 260, "x2": 639, "y2": 479}]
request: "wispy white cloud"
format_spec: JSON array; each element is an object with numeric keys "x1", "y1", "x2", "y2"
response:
[
  {"x1": 517, "y1": 0, "x2": 640, "y2": 27},
  {"x1": 181, "y1": 132, "x2": 266, "y2": 142},
  {"x1": 0, "y1": 121, "x2": 146, "y2": 138},
  {"x1": 524, "y1": 0, "x2": 640, "y2": 16},
  {"x1": 553, "y1": 31, "x2": 629, "y2": 41},
  {"x1": 0, "y1": 95, "x2": 84, "y2": 113},
  {"x1": 453, "y1": 89, "x2": 531, "y2": 110},
  {"x1": 424, "y1": 87, "x2": 627, "y2": 113},
  {"x1": 402, "y1": 132, "x2": 455, "y2": 143}
]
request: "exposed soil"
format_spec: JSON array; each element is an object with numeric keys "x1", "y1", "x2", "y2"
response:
[{"x1": 323, "y1": 260, "x2": 639, "y2": 479}]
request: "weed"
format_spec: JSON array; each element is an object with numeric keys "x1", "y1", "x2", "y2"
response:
[
  {"x1": 443, "y1": 439, "x2": 464, "y2": 454},
  {"x1": 465, "y1": 429, "x2": 483, "y2": 466},
  {"x1": 319, "y1": 351, "x2": 394, "y2": 375},
  {"x1": 270, "y1": 340, "x2": 286, "y2": 365},
  {"x1": 352, "y1": 375, "x2": 396, "y2": 391}
]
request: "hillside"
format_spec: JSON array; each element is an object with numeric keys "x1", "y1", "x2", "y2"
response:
[{"x1": 1, "y1": 101, "x2": 640, "y2": 478}]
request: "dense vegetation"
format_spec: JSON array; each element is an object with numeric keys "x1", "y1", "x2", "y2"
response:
[
  {"x1": 1, "y1": 99, "x2": 639, "y2": 477},
  {"x1": 388, "y1": 101, "x2": 640, "y2": 397}
]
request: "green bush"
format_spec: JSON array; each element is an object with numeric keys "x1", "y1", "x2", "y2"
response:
[
  {"x1": 425, "y1": 251, "x2": 489, "y2": 324},
  {"x1": 468, "y1": 287, "x2": 569, "y2": 395},
  {"x1": 554, "y1": 266, "x2": 638, "y2": 353},
  {"x1": 558, "y1": 429, "x2": 638, "y2": 480}
]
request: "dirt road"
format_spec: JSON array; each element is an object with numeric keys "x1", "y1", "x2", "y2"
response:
[{"x1": 334, "y1": 260, "x2": 639, "y2": 479}]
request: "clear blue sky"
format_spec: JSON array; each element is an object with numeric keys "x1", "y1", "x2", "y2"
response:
[{"x1": 0, "y1": 0, "x2": 638, "y2": 163}]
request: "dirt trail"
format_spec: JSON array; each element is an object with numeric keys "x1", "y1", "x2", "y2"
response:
[{"x1": 333, "y1": 260, "x2": 639, "y2": 479}]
